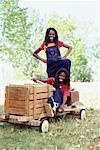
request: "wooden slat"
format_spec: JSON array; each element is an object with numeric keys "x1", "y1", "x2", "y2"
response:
[
  {"x1": 5, "y1": 86, "x2": 9, "y2": 115},
  {"x1": 9, "y1": 115, "x2": 33, "y2": 122},
  {"x1": 29, "y1": 101, "x2": 34, "y2": 109},
  {"x1": 36, "y1": 93, "x2": 48, "y2": 99},
  {"x1": 9, "y1": 100, "x2": 25, "y2": 108},
  {"x1": 8, "y1": 87, "x2": 28, "y2": 101},
  {"x1": 71, "y1": 91, "x2": 79, "y2": 103},
  {"x1": 9, "y1": 94, "x2": 27, "y2": 101},
  {"x1": 8, "y1": 84, "x2": 24, "y2": 87},
  {"x1": 25, "y1": 89, "x2": 30, "y2": 116},
  {"x1": 34, "y1": 107, "x2": 46, "y2": 115},
  {"x1": 33, "y1": 113, "x2": 47, "y2": 120},
  {"x1": 35, "y1": 85, "x2": 48, "y2": 93},
  {"x1": 8, "y1": 108, "x2": 25, "y2": 115},
  {"x1": 24, "y1": 84, "x2": 34, "y2": 94},
  {"x1": 29, "y1": 94, "x2": 34, "y2": 100},
  {"x1": 25, "y1": 85, "x2": 34, "y2": 94},
  {"x1": 35, "y1": 99, "x2": 48, "y2": 108},
  {"x1": 8, "y1": 116, "x2": 40, "y2": 126},
  {"x1": 8, "y1": 87, "x2": 28, "y2": 94},
  {"x1": 28, "y1": 109, "x2": 34, "y2": 116},
  {"x1": 48, "y1": 84, "x2": 54, "y2": 91},
  {"x1": 33, "y1": 86, "x2": 37, "y2": 116}
]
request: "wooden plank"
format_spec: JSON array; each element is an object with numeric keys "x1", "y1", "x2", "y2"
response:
[
  {"x1": 71, "y1": 91, "x2": 79, "y2": 103},
  {"x1": 9, "y1": 100, "x2": 25, "y2": 108},
  {"x1": 28, "y1": 109, "x2": 34, "y2": 116},
  {"x1": 35, "y1": 85, "x2": 48, "y2": 93},
  {"x1": 34, "y1": 107, "x2": 46, "y2": 115},
  {"x1": 7, "y1": 117, "x2": 41, "y2": 126},
  {"x1": 35, "y1": 99, "x2": 48, "y2": 108},
  {"x1": 9, "y1": 94, "x2": 26, "y2": 101},
  {"x1": 47, "y1": 84, "x2": 54, "y2": 98},
  {"x1": 29, "y1": 101, "x2": 34, "y2": 109},
  {"x1": 8, "y1": 84, "x2": 24, "y2": 87},
  {"x1": 33, "y1": 86, "x2": 37, "y2": 116},
  {"x1": 29, "y1": 94, "x2": 34, "y2": 100},
  {"x1": 24, "y1": 84, "x2": 34, "y2": 94},
  {"x1": 25, "y1": 84, "x2": 34, "y2": 90},
  {"x1": 36, "y1": 93, "x2": 48, "y2": 99},
  {"x1": 8, "y1": 87, "x2": 28, "y2": 94},
  {"x1": 8, "y1": 108, "x2": 25, "y2": 115},
  {"x1": 33, "y1": 113, "x2": 47, "y2": 120},
  {"x1": 5, "y1": 86, "x2": 9, "y2": 115},
  {"x1": 9, "y1": 115, "x2": 34, "y2": 122},
  {"x1": 25, "y1": 89, "x2": 29, "y2": 116},
  {"x1": 8, "y1": 87, "x2": 28, "y2": 101},
  {"x1": 48, "y1": 84, "x2": 54, "y2": 91}
]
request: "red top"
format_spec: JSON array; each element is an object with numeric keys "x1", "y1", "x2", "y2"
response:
[
  {"x1": 46, "y1": 77, "x2": 70, "y2": 97},
  {"x1": 39, "y1": 41, "x2": 64, "y2": 50}
]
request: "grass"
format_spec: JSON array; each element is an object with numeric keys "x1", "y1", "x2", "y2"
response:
[
  {"x1": 0, "y1": 81, "x2": 100, "y2": 150},
  {"x1": 0, "y1": 106, "x2": 100, "y2": 150}
]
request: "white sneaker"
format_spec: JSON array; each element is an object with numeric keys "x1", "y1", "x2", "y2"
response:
[{"x1": 53, "y1": 102, "x2": 59, "y2": 113}]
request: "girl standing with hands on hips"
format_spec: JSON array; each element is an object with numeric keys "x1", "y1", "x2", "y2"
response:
[{"x1": 33, "y1": 27, "x2": 72, "y2": 78}]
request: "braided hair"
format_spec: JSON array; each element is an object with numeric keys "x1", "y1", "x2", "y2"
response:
[
  {"x1": 44, "y1": 27, "x2": 58, "y2": 46},
  {"x1": 54, "y1": 68, "x2": 70, "y2": 88}
]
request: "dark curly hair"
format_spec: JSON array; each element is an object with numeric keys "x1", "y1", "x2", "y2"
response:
[
  {"x1": 44, "y1": 27, "x2": 58, "y2": 46},
  {"x1": 54, "y1": 68, "x2": 70, "y2": 88}
]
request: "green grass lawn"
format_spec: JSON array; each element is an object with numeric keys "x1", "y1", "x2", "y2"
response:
[
  {"x1": 0, "y1": 81, "x2": 100, "y2": 150},
  {"x1": 0, "y1": 106, "x2": 100, "y2": 150}
]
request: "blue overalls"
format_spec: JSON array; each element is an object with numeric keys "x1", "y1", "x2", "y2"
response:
[
  {"x1": 46, "y1": 45, "x2": 71, "y2": 78},
  {"x1": 48, "y1": 88, "x2": 63, "y2": 108}
]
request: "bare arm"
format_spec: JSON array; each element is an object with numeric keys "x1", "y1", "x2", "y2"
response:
[
  {"x1": 32, "y1": 78, "x2": 46, "y2": 83},
  {"x1": 33, "y1": 48, "x2": 46, "y2": 63},
  {"x1": 62, "y1": 95, "x2": 68, "y2": 106},
  {"x1": 62, "y1": 43, "x2": 72, "y2": 58},
  {"x1": 59, "y1": 95, "x2": 68, "y2": 111}
]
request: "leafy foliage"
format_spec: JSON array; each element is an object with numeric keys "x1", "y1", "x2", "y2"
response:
[
  {"x1": 0, "y1": 0, "x2": 97, "y2": 81},
  {"x1": 0, "y1": 0, "x2": 44, "y2": 77}
]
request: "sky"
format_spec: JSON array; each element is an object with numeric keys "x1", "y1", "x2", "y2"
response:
[
  {"x1": 19, "y1": 0, "x2": 99, "y2": 47},
  {"x1": 19, "y1": 0, "x2": 100, "y2": 78},
  {"x1": 19, "y1": 0, "x2": 100, "y2": 23}
]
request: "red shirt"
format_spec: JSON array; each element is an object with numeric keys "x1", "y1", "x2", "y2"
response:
[
  {"x1": 46, "y1": 77, "x2": 70, "y2": 97},
  {"x1": 39, "y1": 41, "x2": 64, "y2": 50}
]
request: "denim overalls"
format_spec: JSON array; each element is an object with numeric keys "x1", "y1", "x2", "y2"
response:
[{"x1": 46, "y1": 45, "x2": 71, "y2": 78}]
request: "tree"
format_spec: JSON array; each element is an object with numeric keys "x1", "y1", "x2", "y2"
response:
[
  {"x1": 0, "y1": 0, "x2": 44, "y2": 77},
  {"x1": 0, "y1": 1, "x2": 94, "y2": 81}
]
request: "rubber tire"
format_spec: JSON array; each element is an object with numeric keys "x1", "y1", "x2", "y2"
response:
[
  {"x1": 80, "y1": 109, "x2": 86, "y2": 120},
  {"x1": 40, "y1": 119, "x2": 49, "y2": 133}
]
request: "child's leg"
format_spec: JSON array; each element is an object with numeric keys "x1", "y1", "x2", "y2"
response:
[
  {"x1": 53, "y1": 88, "x2": 63, "y2": 111},
  {"x1": 59, "y1": 59, "x2": 71, "y2": 78},
  {"x1": 47, "y1": 88, "x2": 62, "y2": 113},
  {"x1": 47, "y1": 62, "x2": 58, "y2": 77},
  {"x1": 48, "y1": 97, "x2": 54, "y2": 107}
]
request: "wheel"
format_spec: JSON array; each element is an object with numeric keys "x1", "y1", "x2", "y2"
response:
[
  {"x1": 40, "y1": 119, "x2": 49, "y2": 133},
  {"x1": 80, "y1": 109, "x2": 86, "y2": 120}
]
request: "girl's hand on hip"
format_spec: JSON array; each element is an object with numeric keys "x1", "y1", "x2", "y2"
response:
[
  {"x1": 42, "y1": 59, "x2": 47, "y2": 63},
  {"x1": 61, "y1": 56, "x2": 66, "y2": 60}
]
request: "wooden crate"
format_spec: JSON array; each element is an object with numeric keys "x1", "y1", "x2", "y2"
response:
[
  {"x1": 5, "y1": 84, "x2": 53, "y2": 119},
  {"x1": 71, "y1": 90, "x2": 79, "y2": 104},
  {"x1": 67, "y1": 90, "x2": 79, "y2": 105}
]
